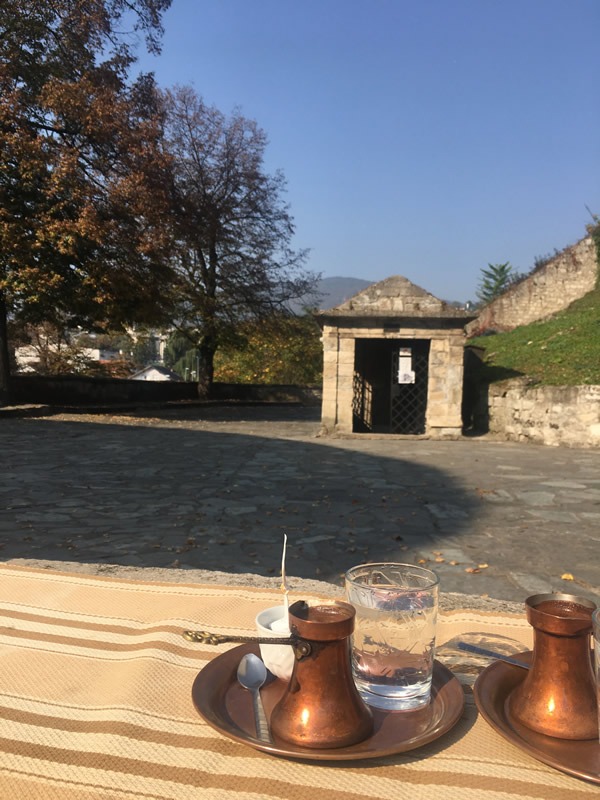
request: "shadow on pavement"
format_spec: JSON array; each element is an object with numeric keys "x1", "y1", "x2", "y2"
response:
[
  {"x1": 1, "y1": 402, "x2": 321, "y2": 423},
  {"x1": 1, "y1": 410, "x2": 479, "y2": 585}
]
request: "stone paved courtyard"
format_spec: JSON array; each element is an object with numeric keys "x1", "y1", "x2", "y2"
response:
[{"x1": 1, "y1": 404, "x2": 599, "y2": 603}]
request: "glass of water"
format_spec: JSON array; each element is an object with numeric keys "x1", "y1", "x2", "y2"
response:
[{"x1": 345, "y1": 562, "x2": 439, "y2": 711}]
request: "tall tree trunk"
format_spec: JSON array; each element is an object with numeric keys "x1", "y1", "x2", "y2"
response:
[
  {"x1": 0, "y1": 292, "x2": 12, "y2": 406},
  {"x1": 198, "y1": 334, "x2": 216, "y2": 396}
]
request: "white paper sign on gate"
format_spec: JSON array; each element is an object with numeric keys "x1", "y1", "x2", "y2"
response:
[{"x1": 397, "y1": 348, "x2": 415, "y2": 384}]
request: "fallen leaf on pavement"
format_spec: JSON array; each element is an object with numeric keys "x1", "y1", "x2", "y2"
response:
[{"x1": 560, "y1": 573, "x2": 574, "y2": 581}]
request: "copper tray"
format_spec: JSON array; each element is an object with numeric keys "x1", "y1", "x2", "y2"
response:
[
  {"x1": 191, "y1": 643, "x2": 464, "y2": 761},
  {"x1": 474, "y1": 651, "x2": 600, "y2": 785}
]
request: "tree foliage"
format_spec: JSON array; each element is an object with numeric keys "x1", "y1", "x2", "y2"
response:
[
  {"x1": 0, "y1": 5, "x2": 318, "y2": 403},
  {"x1": 164, "y1": 314, "x2": 323, "y2": 385},
  {"x1": 11, "y1": 321, "x2": 99, "y2": 376},
  {"x1": 161, "y1": 86, "x2": 318, "y2": 388},
  {"x1": 0, "y1": 0, "x2": 172, "y2": 403},
  {"x1": 585, "y1": 210, "x2": 600, "y2": 285},
  {"x1": 476, "y1": 262, "x2": 514, "y2": 305},
  {"x1": 213, "y1": 314, "x2": 322, "y2": 385}
]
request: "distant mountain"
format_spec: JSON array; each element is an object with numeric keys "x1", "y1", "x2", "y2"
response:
[{"x1": 314, "y1": 277, "x2": 373, "y2": 310}]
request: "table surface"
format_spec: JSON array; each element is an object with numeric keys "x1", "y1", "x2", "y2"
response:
[{"x1": 0, "y1": 564, "x2": 596, "y2": 800}]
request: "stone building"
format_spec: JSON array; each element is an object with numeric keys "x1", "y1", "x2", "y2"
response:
[{"x1": 316, "y1": 276, "x2": 475, "y2": 437}]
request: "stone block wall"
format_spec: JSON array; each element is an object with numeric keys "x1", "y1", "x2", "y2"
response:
[
  {"x1": 320, "y1": 324, "x2": 466, "y2": 436},
  {"x1": 487, "y1": 378, "x2": 600, "y2": 448},
  {"x1": 428, "y1": 337, "x2": 465, "y2": 430},
  {"x1": 467, "y1": 236, "x2": 597, "y2": 335},
  {"x1": 10, "y1": 374, "x2": 321, "y2": 407},
  {"x1": 11, "y1": 373, "x2": 199, "y2": 405}
]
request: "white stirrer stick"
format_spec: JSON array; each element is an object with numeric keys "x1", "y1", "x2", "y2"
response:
[{"x1": 280, "y1": 533, "x2": 289, "y2": 615}]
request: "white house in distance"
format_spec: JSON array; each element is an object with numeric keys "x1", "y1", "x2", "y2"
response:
[
  {"x1": 14, "y1": 345, "x2": 113, "y2": 372},
  {"x1": 130, "y1": 365, "x2": 182, "y2": 382}
]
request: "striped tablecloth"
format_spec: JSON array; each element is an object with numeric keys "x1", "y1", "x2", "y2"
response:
[{"x1": 0, "y1": 564, "x2": 596, "y2": 800}]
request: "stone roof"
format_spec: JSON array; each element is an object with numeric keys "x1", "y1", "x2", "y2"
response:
[{"x1": 316, "y1": 275, "x2": 475, "y2": 320}]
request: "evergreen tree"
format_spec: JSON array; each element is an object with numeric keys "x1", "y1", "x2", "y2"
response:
[{"x1": 476, "y1": 262, "x2": 514, "y2": 305}]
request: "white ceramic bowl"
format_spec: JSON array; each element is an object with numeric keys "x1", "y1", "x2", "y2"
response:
[{"x1": 255, "y1": 605, "x2": 295, "y2": 681}]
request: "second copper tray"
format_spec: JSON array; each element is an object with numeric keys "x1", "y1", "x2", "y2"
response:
[
  {"x1": 192, "y1": 643, "x2": 464, "y2": 761},
  {"x1": 474, "y1": 652, "x2": 600, "y2": 784}
]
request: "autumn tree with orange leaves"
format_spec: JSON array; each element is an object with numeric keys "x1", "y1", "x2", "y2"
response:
[{"x1": 0, "y1": 0, "x2": 173, "y2": 404}]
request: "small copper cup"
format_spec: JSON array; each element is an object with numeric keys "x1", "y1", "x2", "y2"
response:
[
  {"x1": 269, "y1": 600, "x2": 373, "y2": 749},
  {"x1": 507, "y1": 593, "x2": 598, "y2": 740},
  {"x1": 593, "y1": 608, "x2": 600, "y2": 743}
]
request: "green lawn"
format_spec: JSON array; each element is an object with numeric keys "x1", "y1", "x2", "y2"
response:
[{"x1": 468, "y1": 287, "x2": 600, "y2": 385}]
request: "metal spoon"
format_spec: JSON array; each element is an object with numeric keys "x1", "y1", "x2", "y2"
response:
[
  {"x1": 457, "y1": 641, "x2": 530, "y2": 669},
  {"x1": 237, "y1": 653, "x2": 272, "y2": 743}
]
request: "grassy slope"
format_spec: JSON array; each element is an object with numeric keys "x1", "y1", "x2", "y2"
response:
[{"x1": 468, "y1": 286, "x2": 600, "y2": 385}]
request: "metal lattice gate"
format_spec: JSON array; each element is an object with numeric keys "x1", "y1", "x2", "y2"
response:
[
  {"x1": 390, "y1": 344, "x2": 429, "y2": 434},
  {"x1": 352, "y1": 372, "x2": 373, "y2": 431}
]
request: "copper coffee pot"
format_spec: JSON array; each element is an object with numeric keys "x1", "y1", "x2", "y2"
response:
[
  {"x1": 507, "y1": 593, "x2": 598, "y2": 740},
  {"x1": 269, "y1": 600, "x2": 373, "y2": 749}
]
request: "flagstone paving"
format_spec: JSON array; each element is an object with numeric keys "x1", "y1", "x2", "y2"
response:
[{"x1": 1, "y1": 404, "x2": 599, "y2": 603}]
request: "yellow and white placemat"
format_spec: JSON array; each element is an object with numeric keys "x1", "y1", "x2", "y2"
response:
[{"x1": 0, "y1": 564, "x2": 594, "y2": 800}]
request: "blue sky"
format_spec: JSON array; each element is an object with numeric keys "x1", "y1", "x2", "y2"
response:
[{"x1": 134, "y1": 0, "x2": 600, "y2": 302}]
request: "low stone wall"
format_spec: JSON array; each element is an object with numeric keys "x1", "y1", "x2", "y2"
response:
[
  {"x1": 11, "y1": 373, "x2": 200, "y2": 405},
  {"x1": 10, "y1": 374, "x2": 321, "y2": 407},
  {"x1": 486, "y1": 378, "x2": 600, "y2": 447},
  {"x1": 467, "y1": 236, "x2": 597, "y2": 335},
  {"x1": 209, "y1": 383, "x2": 321, "y2": 405}
]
